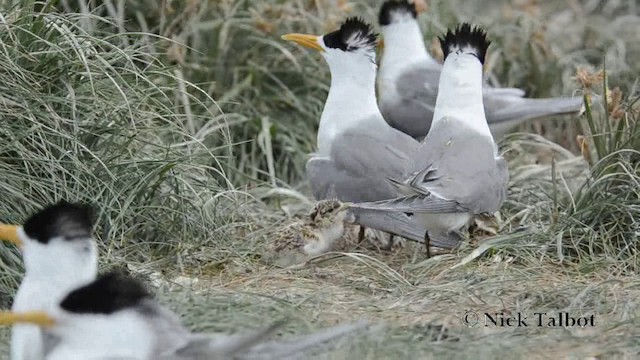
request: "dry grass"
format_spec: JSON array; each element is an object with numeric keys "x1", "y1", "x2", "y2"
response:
[{"x1": 0, "y1": 0, "x2": 638, "y2": 358}]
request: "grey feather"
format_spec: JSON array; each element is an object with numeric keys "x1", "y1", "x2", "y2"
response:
[
  {"x1": 485, "y1": 96, "x2": 584, "y2": 137},
  {"x1": 405, "y1": 117, "x2": 508, "y2": 214},
  {"x1": 346, "y1": 208, "x2": 429, "y2": 244},
  {"x1": 349, "y1": 116, "x2": 508, "y2": 218},
  {"x1": 169, "y1": 322, "x2": 286, "y2": 360},
  {"x1": 237, "y1": 320, "x2": 372, "y2": 359},
  {"x1": 380, "y1": 65, "x2": 440, "y2": 139},
  {"x1": 306, "y1": 123, "x2": 419, "y2": 203},
  {"x1": 379, "y1": 63, "x2": 583, "y2": 140},
  {"x1": 427, "y1": 230, "x2": 464, "y2": 249},
  {"x1": 165, "y1": 321, "x2": 372, "y2": 360},
  {"x1": 352, "y1": 195, "x2": 462, "y2": 214}
]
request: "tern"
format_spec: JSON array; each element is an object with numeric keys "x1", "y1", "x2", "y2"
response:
[
  {"x1": 265, "y1": 200, "x2": 355, "y2": 267},
  {"x1": 0, "y1": 201, "x2": 98, "y2": 360},
  {"x1": 351, "y1": 23, "x2": 509, "y2": 249},
  {"x1": 0, "y1": 271, "x2": 372, "y2": 359},
  {"x1": 281, "y1": 17, "x2": 434, "y2": 246},
  {"x1": 377, "y1": 0, "x2": 584, "y2": 140}
]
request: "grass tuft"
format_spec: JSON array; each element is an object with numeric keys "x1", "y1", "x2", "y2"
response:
[{"x1": 0, "y1": 3, "x2": 240, "y2": 302}]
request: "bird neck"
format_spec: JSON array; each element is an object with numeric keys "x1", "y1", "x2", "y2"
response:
[
  {"x1": 431, "y1": 53, "x2": 491, "y2": 137},
  {"x1": 380, "y1": 21, "x2": 437, "y2": 76},
  {"x1": 318, "y1": 53, "x2": 385, "y2": 155},
  {"x1": 20, "y1": 240, "x2": 98, "y2": 295}
]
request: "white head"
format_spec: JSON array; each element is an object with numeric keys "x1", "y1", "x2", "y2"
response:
[
  {"x1": 0, "y1": 201, "x2": 98, "y2": 287},
  {"x1": 437, "y1": 23, "x2": 490, "y2": 89},
  {"x1": 378, "y1": 0, "x2": 434, "y2": 68},
  {"x1": 282, "y1": 17, "x2": 379, "y2": 90},
  {"x1": 282, "y1": 18, "x2": 388, "y2": 154},
  {"x1": 431, "y1": 23, "x2": 492, "y2": 138}
]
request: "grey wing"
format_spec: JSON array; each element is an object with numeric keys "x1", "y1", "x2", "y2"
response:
[
  {"x1": 306, "y1": 156, "x2": 399, "y2": 203},
  {"x1": 386, "y1": 118, "x2": 508, "y2": 214},
  {"x1": 380, "y1": 64, "x2": 442, "y2": 139},
  {"x1": 166, "y1": 322, "x2": 285, "y2": 360},
  {"x1": 347, "y1": 208, "x2": 428, "y2": 244},
  {"x1": 452, "y1": 154, "x2": 508, "y2": 214},
  {"x1": 351, "y1": 194, "x2": 463, "y2": 214},
  {"x1": 307, "y1": 128, "x2": 418, "y2": 203},
  {"x1": 484, "y1": 92, "x2": 583, "y2": 138},
  {"x1": 136, "y1": 301, "x2": 217, "y2": 360},
  {"x1": 483, "y1": 86, "x2": 525, "y2": 98},
  {"x1": 490, "y1": 156, "x2": 510, "y2": 210},
  {"x1": 237, "y1": 320, "x2": 372, "y2": 359}
]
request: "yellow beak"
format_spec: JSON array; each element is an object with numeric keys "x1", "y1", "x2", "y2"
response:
[
  {"x1": 0, "y1": 224, "x2": 21, "y2": 247},
  {"x1": 377, "y1": 39, "x2": 384, "y2": 50},
  {"x1": 0, "y1": 311, "x2": 56, "y2": 327},
  {"x1": 281, "y1": 33, "x2": 324, "y2": 52}
]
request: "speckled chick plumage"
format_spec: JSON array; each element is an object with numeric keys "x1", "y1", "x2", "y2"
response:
[{"x1": 265, "y1": 200, "x2": 357, "y2": 267}]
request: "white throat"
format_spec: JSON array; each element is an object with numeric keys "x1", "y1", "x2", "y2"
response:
[
  {"x1": 379, "y1": 20, "x2": 439, "y2": 85},
  {"x1": 431, "y1": 52, "x2": 492, "y2": 139},
  {"x1": 317, "y1": 45, "x2": 388, "y2": 155},
  {"x1": 380, "y1": 20, "x2": 437, "y2": 69},
  {"x1": 14, "y1": 233, "x2": 98, "y2": 311}
]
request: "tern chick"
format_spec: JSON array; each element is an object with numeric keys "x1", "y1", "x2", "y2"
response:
[{"x1": 265, "y1": 200, "x2": 355, "y2": 267}]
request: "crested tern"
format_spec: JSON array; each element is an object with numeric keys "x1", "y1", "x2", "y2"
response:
[
  {"x1": 352, "y1": 23, "x2": 510, "y2": 249},
  {"x1": 0, "y1": 271, "x2": 372, "y2": 359},
  {"x1": 377, "y1": 0, "x2": 584, "y2": 140},
  {"x1": 281, "y1": 17, "x2": 432, "y2": 246},
  {"x1": 0, "y1": 200, "x2": 98, "y2": 360}
]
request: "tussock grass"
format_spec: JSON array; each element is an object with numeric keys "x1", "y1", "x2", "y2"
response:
[
  {"x1": 0, "y1": 0, "x2": 638, "y2": 358},
  {"x1": 0, "y1": 4, "x2": 241, "y2": 302}
]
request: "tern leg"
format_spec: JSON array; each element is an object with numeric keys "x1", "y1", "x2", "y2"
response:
[
  {"x1": 381, "y1": 234, "x2": 396, "y2": 251},
  {"x1": 424, "y1": 231, "x2": 431, "y2": 258},
  {"x1": 357, "y1": 226, "x2": 366, "y2": 243}
]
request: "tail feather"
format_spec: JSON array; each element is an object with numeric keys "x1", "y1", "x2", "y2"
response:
[
  {"x1": 238, "y1": 321, "x2": 373, "y2": 359},
  {"x1": 347, "y1": 208, "x2": 466, "y2": 249},
  {"x1": 174, "y1": 322, "x2": 286, "y2": 359},
  {"x1": 483, "y1": 87, "x2": 525, "y2": 97},
  {"x1": 347, "y1": 208, "x2": 428, "y2": 245},
  {"x1": 485, "y1": 95, "x2": 584, "y2": 138},
  {"x1": 488, "y1": 96, "x2": 584, "y2": 125}
]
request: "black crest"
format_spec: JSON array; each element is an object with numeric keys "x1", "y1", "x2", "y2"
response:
[
  {"x1": 22, "y1": 200, "x2": 94, "y2": 244},
  {"x1": 323, "y1": 17, "x2": 378, "y2": 52},
  {"x1": 438, "y1": 23, "x2": 491, "y2": 64},
  {"x1": 60, "y1": 271, "x2": 151, "y2": 315},
  {"x1": 379, "y1": 0, "x2": 417, "y2": 26}
]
